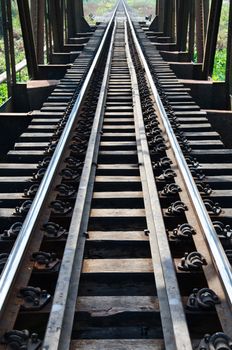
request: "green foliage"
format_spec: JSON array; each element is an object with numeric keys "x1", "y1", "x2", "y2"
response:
[
  {"x1": 83, "y1": 0, "x2": 155, "y2": 22},
  {"x1": 0, "y1": 0, "x2": 230, "y2": 107},
  {"x1": 0, "y1": 39, "x2": 6, "y2": 73},
  {"x1": 0, "y1": 83, "x2": 7, "y2": 105},
  {"x1": 16, "y1": 67, "x2": 29, "y2": 82},
  {"x1": 217, "y1": 2, "x2": 229, "y2": 50},
  {"x1": 83, "y1": 0, "x2": 116, "y2": 23},
  {"x1": 212, "y1": 49, "x2": 227, "y2": 81},
  {"x1": 126, "y1": 0, "x2": 156, "y2": 17},
  {"x1": 0, "y1": 1, "x2": 26, "y2": 105},
  {"x1": 211, "y1": 2, "x2": 229, "y2": 81}
]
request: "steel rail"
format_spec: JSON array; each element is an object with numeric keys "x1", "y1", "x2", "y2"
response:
[
  {"x1": 123, "y1": 0, "x2": 232, "y2": 307},
  {"x1": 42, "y1": 14, "x2": 117, "y2": 350},
  {"x1": 0, "y1": 3, "x2": 119, "y2": 317},
  {"x1": 125, "y1": 20, "x2": 192, "y2": 350}
]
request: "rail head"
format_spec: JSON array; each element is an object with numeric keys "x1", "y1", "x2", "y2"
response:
[
  {"x1": 122, "y1": 0, "x2": 232, "y2": 307},
  {"x1": 0, "y1": 1, "x2": 119, "y2": 318},
  {"x1": 42, "y1": 15, "x2": 118, "y2": 350},
  {"x1": 124, "y1": 19, "x2": 193, "y2": 350}
]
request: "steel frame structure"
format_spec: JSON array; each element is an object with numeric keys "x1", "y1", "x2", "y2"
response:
[{"x1": 0, "y1": 0, "x2": 232, "y2": 108}]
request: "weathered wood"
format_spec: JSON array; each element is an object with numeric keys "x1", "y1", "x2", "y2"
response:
[
  {"x1": 95, "y1": 176, "x2": 140, "y2": 182},
  {"x1": 76, "y1": 296, "x2": 159, "y2": 314},
  {"x1": 0, "y1": 176, "x2": 31, "y2": 182},
  {"x1": 93, "y1": 191, "x2": 143, "y2": 198},
  {"x1": 97, "y1": 164, "x2": 138, "y2": 170},
  {"x1": 90, "y1": 209, "x2": 146, "y2": 217},
  {"x1": 83, "y1": 259, "x2": 153, "y2": 273},
  {"x1": 88, "y1": 231, "x2": 148, "y2": 241},
  {"x1": 70, "y1": 339, "x2": 165, "y2": 350}
]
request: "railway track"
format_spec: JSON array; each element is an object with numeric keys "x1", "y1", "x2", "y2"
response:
[{"x1": 0, "y1": 1, "x2": 232, "y2": 349}]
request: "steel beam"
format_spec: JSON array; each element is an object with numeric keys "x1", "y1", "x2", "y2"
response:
[
  {"x1": 203, "y1": 0, "x2": 210, "y2": 39},
  {"x1": 226, "y1": 1, "x2": 232, "y2": 108},
  {"x1": 49, "y1": 0, "x2": 64, "y2": 52},
  {"x1": 67, "y1": 0, "x2": 90, "y2": 38},
  {"x1": 17, "y1": 0, "x2": 38, "y2": 79},
  {"x1": 67, "y1": 0, "x2": 75, "y2": 38},
  {"x1": 176, "y1": 0, "x2": 191, "y2": 52},
  {"x1": 45, "y1": 0, "x2": 53, "y2": 63},
  {"x1": 30, "y1": 0, "x2": 45, "y2": 64},
  {"x1": 202, "y1": 0, "x2": 222, "y2": 79},
  {"x1": 163, "y1": 0, "x2": 175, "y2": 39},
  {"x1": 195, "y1": 0, "x2": 204, "y2": 62},
  {"x1": 149, "y1": 0, "x2": 160, "y2": 32},
  {"x1": 189, "y1": 0, "x2": 195, "y2": 61},
  {"x1": 158, "y1": 0, "x2": 165, "y2": 33},
  {"x1": 1, "y1": 0, "x2": 12, "y2": 97},
  {"x1": 1, "y1": 0, "x2": 17, "y2": 98}
]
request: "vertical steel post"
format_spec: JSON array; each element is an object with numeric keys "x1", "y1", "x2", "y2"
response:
[
  {"x1": 49, "y1": 0, "x2": 64, "y2": 52},
  {"x1": 1, "y1": 0, "x2": 17, "y2": 97},
  {"x1": 176, "y1": 0, "x2": 190, "y2": 52},
  {"x1": 6, "y1": 1, "x2": 16, "y2": 86},
  {"x1": 1, "y1": 0, "x2": 12, "y2": 96},
  {"x1": 45, "y1": 0, "x2": 53, "y2": 63},
  {"x1": 67, "y1": 0, "x2": 75, "y2": 38},
  {"x1": 203, "y1": 0, "x2": 210, "y2": 39},
  {"x1": 202, "y1": 0, "x2": 222, "y2": 79},
  {"x1": 195, "y1": 0, "x2": 204, "y2": 62},
  {"x1": 31, "y1": 0, "x2": 45, "y2": 64},
  {"x1": 156, "y1": 0, "x2": 159, "y2": 15},
  {"x1": 226, "y1": 1, "x2": 232, "y2": 108},
  {"x1": 17, "y1": 0, "x2": 38, "y2": 79},
  {"x1": 158, "y1": 0, "x2": 165, "y2": 33},
  {"x1": 64, "y1": 0, "x2": 68, "y2": 43},
  {"x1": 67, "y1": 0, "x2": 90, "y2": 37},
  {"x1": 163, "y1": 0, "x2": 175, "y2": 39},
  {"x1": 189, "y1": 0, "x2": 195, "y2": 61},
  {"x1": 67, "y1": 0, "x2": 76, "y2": 38}
]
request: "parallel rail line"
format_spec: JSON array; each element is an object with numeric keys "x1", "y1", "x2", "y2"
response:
[{"x1": 0, "y1": 1, "x2": 231, "y2": 349}]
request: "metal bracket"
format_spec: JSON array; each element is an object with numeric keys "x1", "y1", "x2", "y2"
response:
[
  {"x1": 18, "y1": 286, "x2": 51, "y2": 310},
  {"x1": 170, "y1": 223, "x2": 196, "y2": 240},
  {"x1": 186, "y1": 288, "x2": 220, "y2": 311},
  {"x1": 178, "y1": 251, "x2": 207, "y2": 271},
  {"x1": 31, "y1": 251, "x2": 60, "y2": 272},
  {"x1": 1, "y1": 330, "x2": 41, "y2": 349},
  {"x1": 161, "y1": 183, "x2": 181, "y2": 196},
  {"x1": 50, "y1": 200, "x2": 72, "y2": 215},
  {"x1": 1, "y1": 222, "x2": 22, "y2": 241},
  {"x1": 15, "y1": 200, "x2": 33, "y2": 215},
  {"x1": 196, "y1": 332, "x2": 232, "y2": 350},
  {"x1": 0, "y1": 253, "x2": 9, "y2": 273},
  {"x1": 167, "y1": 201, "x2": 188, "y2": 216},
  {"x1": 42, "y1": 222, "x2": 67, "y2": 239}
]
